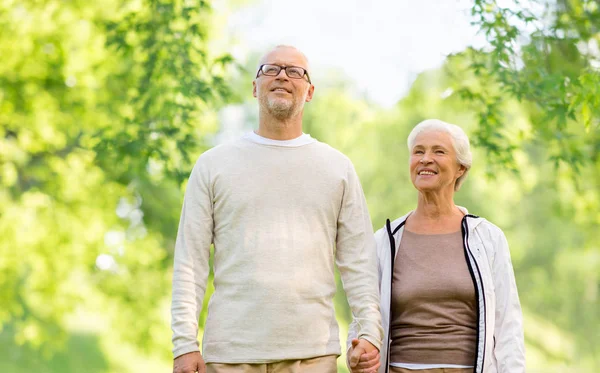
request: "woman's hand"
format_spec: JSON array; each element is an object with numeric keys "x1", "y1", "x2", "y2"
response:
[{"x1": 348, "y1": 338, "x2": 381, "y2": 373}]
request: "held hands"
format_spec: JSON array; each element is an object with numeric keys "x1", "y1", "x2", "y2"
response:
[
  {"x1": 173, "y1": 351, "x2": 205, "y2": 373},
  {"x1": 173, "y1": 341, "x2": 379, "y2": 373},
  {"x1": 348, "y1": 338, "x2": 381, "y2": 373}
]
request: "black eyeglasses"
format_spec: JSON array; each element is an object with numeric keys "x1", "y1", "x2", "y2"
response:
[{"x1": 256, "y1": 64, "x2": 311, "y2": 84}]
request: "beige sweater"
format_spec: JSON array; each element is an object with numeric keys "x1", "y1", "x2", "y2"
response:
[{"x1": 171, "y1": 133, "x2": 383, "y2": 362}]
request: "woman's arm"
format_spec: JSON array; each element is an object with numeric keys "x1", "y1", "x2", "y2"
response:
[{"x1": 491, "y1": 227, "x2": 526, "y2": 373}]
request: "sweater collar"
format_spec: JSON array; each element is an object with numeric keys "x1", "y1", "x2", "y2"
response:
[{"x1": 243, "y1": 131, "x2": 316, "y2": 147}]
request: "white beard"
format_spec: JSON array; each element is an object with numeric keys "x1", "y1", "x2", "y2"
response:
[
  {"x1": 259, "y1": 89, "x2": 307, "y2": 120},
  {"x1": 266, "y1": 96, "x2": 296, "y2": 119}
]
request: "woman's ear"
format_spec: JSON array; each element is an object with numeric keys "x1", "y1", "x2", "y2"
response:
[{"x1": 457, "y1": 164, "x2": 466, "y2": 178}]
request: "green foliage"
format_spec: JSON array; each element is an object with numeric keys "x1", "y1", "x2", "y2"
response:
[
  {"x1": 0, "y1": 0, "x2": 231, "y2": 366},
  {"x1": 452, "y1": 0, "x2": 600, "y2": 171},
  {"x1": 96, "y1": 0, "x2": 232, "y2": 185}
]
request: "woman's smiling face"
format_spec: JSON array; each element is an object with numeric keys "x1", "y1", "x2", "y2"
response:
[{"x1": 409, "y1": 130, "x2": 465, "y2": 194}]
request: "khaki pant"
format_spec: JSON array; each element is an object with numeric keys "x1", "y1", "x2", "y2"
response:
[
  {"x1": 390, "y1": 367, "x2": 473, "y2": 373},
  {"x1": 206, "y1": 355, "x2": 338, "y2": 373}
]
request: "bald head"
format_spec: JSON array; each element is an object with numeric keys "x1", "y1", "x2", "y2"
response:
[{"x1": 258, "y1": 45, "x2": 310, "y2": 72}]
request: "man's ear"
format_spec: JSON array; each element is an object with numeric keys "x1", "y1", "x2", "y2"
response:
[{"x1": 305, "y1": 84, "x2": 315, "y2": 102}]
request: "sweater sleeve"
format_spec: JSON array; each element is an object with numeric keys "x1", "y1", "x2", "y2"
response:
[
  {"x1": 346, "y1": 226, "x2": 386, "y2": 354},
  {"x1": 171, "y1": 156, "x2": 214, "y2": 358},
  {"x1": 336, "y1": 161, "x2": 384, "y2": 351}
]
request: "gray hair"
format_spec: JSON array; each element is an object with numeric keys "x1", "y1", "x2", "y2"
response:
[{"x1": 407, "y1": 119, "x2": 472, "y2": 191}]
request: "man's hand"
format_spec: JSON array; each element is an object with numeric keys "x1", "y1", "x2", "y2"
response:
[
  {"x1": 348, "y1": 338, "x2": 381, "y2": 373},
  {"x1": 173, "y1": 351, "x2": 205, "y2": 373}
]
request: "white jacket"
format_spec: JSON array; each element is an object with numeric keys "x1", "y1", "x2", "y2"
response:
[{"x1": 348, "y1": 208, "x2": 525, "y2": 373}]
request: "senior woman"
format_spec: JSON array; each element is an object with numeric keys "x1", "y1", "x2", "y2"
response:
[{"x1": 347, "y1": 119, "x2": 525, "y2": 373}]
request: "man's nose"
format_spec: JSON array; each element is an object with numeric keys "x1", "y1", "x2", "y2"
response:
[{"x1": 274, "y1": 68, "x2": 289, "y2": 80}]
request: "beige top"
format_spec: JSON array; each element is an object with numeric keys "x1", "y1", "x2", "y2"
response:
[
  {"x1": 390, "y1": 230, "x2": 477, "y2": 365},
  {"x1": 171, "y1": 133, "x2": 383, "y2": 362}
]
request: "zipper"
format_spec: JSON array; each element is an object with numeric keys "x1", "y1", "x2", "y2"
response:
[
  {"x1": 384, "y1": 218, "x2": 405, "y2": 373},
  {"x1": 462, "y1": 215, "x2": 486, "y2": 373}
]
